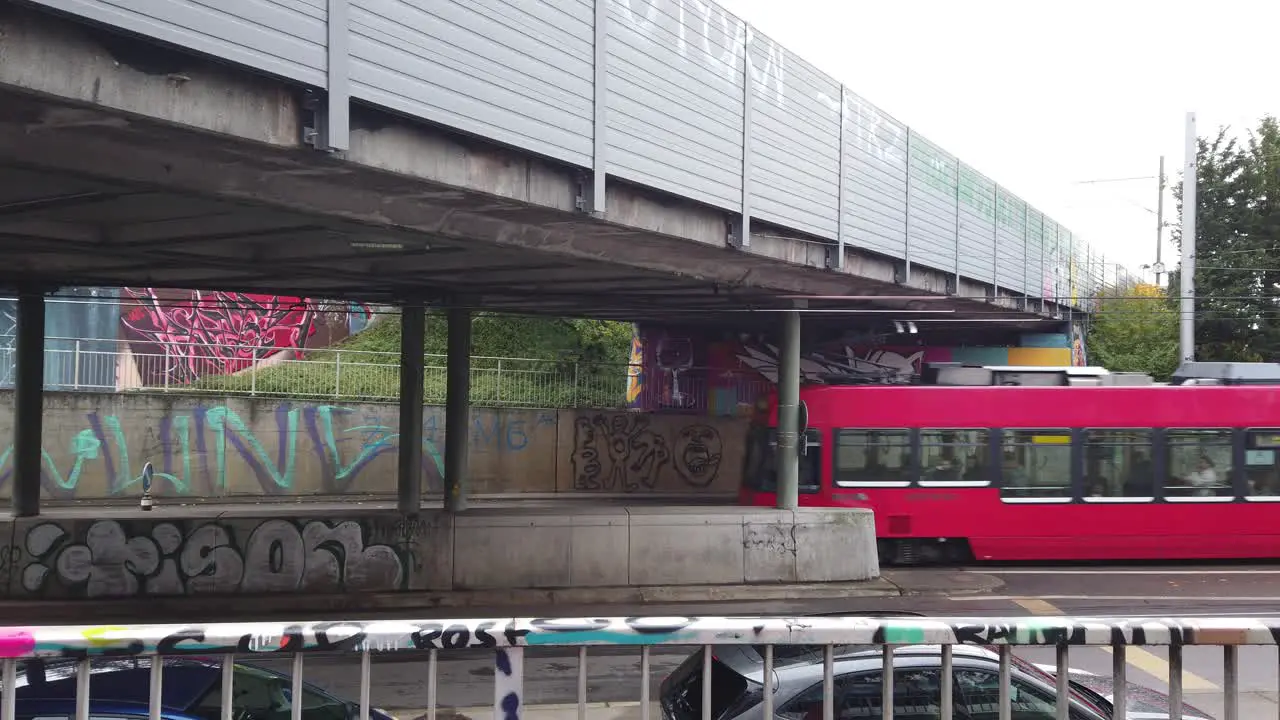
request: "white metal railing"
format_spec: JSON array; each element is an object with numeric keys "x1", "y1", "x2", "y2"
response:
[
  {"x1": 0, "y1": 615, "x2": 1256, "y2": 720},
  {"x1": 0, "y1": 336, "x2": 771, "y2": 410}
]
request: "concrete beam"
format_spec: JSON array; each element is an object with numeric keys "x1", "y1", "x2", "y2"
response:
[{"x1": 0, "y1": 4, "x2": 1071, "y2": 320}]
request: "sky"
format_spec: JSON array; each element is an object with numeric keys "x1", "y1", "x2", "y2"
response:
[{"x1": 714, "y1": 0, "x2": 1280, "y2": 280}]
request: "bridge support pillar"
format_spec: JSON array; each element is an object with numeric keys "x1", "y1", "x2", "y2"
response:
[
  {"x1": 444, "y1": 307, "x2": 472, "y2": 513},
  {"x1": 397, "y1": 300, "x2": 427, "y2": 516},
  {"x1": 12, "y1": 288, "x2": 45, "y2": 517},
  {"x1": 775, "y1": 307, "x2": 802, "y2": 510}
]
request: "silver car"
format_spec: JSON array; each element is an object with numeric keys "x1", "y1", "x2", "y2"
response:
[{"x1": 659, "y1": 642, "x2": 1212, "y2": 720}]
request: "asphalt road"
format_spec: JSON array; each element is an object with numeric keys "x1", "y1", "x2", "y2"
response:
[{"x1": 246, "y1": 565, "x2": 1280, "y2": 720}]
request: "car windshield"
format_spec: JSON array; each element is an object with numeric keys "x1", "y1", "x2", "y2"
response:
[
  {"x1": 189, "y1": 664, "x2": 349, "y2": 720},
  {"x1": 1008, "y1": 654, "x2": 1111, "y2": 717}
]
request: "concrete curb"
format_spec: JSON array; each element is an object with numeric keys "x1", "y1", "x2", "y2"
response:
[{"x1": 0, "y1": 571, "x2": 1006, "y2": 623}]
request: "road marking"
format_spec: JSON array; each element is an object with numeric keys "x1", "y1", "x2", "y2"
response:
[
  {"x1": 975, "y1": 569, "x2": 1280, "y2": 575},
  {"x1": 1012, "y1": 598, "x2": 1219, "y2": 691},
  {"x1": 953, "y1": 594, "x2": 1280, "y2": 603}
]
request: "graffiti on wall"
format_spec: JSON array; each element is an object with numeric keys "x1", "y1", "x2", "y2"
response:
[
  {"x1": 121, "y1": 289, "x2": 318, "y2": 385},
  {"x1": 569, "y1": 413, "x2": 724, "y2": 491},
  {"x1": 0, "y1": 395, "x2": 723, "y2": 500},
  {"x1": 1, "y1": 615, "x2": 1276, "y2": 661},
  {"x1": 18, "y1": 517, "x2": 407, "y2": 598},
  {"x1": 119, "y1": 289, "x2": 376, "y2": 387},
  {"x1": 629, "y1": 324, "x2": 1081, "y2": 415}
]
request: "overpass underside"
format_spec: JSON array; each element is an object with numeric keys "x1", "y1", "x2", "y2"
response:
[{"x1": 0, "y1": 4, "x2": 1060, "y2": 331}]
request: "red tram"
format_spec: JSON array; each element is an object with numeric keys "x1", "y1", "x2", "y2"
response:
[{"x1": 738, "y1": 363, "x2": 1280, "y2": 564}]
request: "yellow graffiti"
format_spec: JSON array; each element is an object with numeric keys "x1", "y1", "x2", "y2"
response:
[{"x1": 82, "y1": 625, "x2": 129, "y2": 647}]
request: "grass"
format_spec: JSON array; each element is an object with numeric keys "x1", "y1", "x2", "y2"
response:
[{"x1": 184, "y1": 311, "x2": 636, "y2": 408}]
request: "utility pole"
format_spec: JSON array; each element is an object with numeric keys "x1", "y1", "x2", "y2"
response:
[
  {"x1": 1180, "y1": 113, "x2": 1197, "y2": 363},
  {"x1": 1154, "y1": 156, "x2": 1166, "y2": 285}
]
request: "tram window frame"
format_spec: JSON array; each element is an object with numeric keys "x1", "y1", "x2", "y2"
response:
[
  {"x1": 918, "y1": 428, "x2": 992, "y2": 487},
  {"x1": 743, "y1": 426, "x2": 824, "y2": 495},
  {"x1": 1243, "y1": 427, "x2": 1280, "y2": 501},
  {"x1": 1163, "y1": 428, "x2": 1235, "y2": 502},
  {"x1": 998, "y1": 428, "x2": 1073, "y2": 503},
  {"x1": 1081, "y1": 428, "x2": 1155, "y2": 503},
  {"x1": 833, "y1": 428, "x2": 914, "y2": 488}
]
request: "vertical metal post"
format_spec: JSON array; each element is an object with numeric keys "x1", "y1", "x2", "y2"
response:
[
  {"x1": 998, "y1": 646, "x2": 1012, "y2": 720},
  {"x1": 334, "y1": 352, "x2": 342, "y2": 397},
  {"x1": 1223, "y1": 645, "x2": 1238, "y2": 720},
  {"x1": 577, "y1": 647, "x2": 588, "y2": 720},
  {"x1": 640, "y1": 647, "x2": 652, "y2": 720},
  {"x1": 220, "y1": 656, "x2": 235, "y2": 720},
  {"x1": 445, "y1": 307, "x2": 472, "y2": 512},
  {"x1": 1022, "y1": 201, "x2": 1029, "y2": 303},
  {"x1": 836, "y1": 84, "x2": 848, "y2": 271},
  {"x1": 1155, "y1": 155, "x2": 1167, "y2": 285},
  {"x1": 953, "y1": 160, "x2": 962, "y2": 292},
  {"x1": 12, "y1": 287, "x2": 44, "y2": 518},
  {"x1": 738, "y1": 23, "x2": 754, "y2": 249},
  {"x1": 589, "y1": 0, "x2": 608, "y2": 216},
  {"x1": 495, "y1": 648, "x2": 524, "y2": 720},
  {"x1": 359, "y1": 650, "x2": 372, "y2": 720},
  {"x1": 701, "y1": 647, "x2": 713, "y2": 720},
  {"x1": 822, "y1": 645, "x2": 834, "y2": 720},
  {"x1": 761, "y1": 645, "x2": 774, "y2": 720},
  {"x1": 940, "y1": 645, "x2": 953, "y2": 720},
  {"x1": 75, "y1": 659, "x2": 90, "y2": 720},
  {"x1": 2, "y1": 659, "x2": 16, "y2": 720},
  {"x1": 326, "y1": 0, "x2": 351, "y2": 151},
  {"x1": 1054, "y1": 645, "x2": 1069, "y2": 720},
  {"x1": 903, "y1": 129, "x2": 913, "y2": 282},
  {"x1": 1112, "y1": 644, "x2": 1127, "y2": 720},
  {"x1": 1180, "y1": 112, "x2": 1198, "y2": 362},
  {"x1": 150, "y1": 658, "x2": 165, "y2": 720},
  {"x1": 73, "y1": 339, "x2": 81, "y2": 389},
  {"x1": 291, "y1": 655, "x2": 304, "y2": 720},
  {"x1": 880, "y1": 645, "x2": 892, "y2": 720},
  {"x1": 992, "y1": 184, "x2": 1001, "y2": 299},
  {"x1": 775, "y1": 307, "x2": 801, "y2": 509},
  {"x1": 428, "y1": 649, "x2": 439, "y2": 720},
  {"x1": 398, "y1": 302, "x2": 426, "y2": 516},
  {"x1": 1167, "y1": 644, "x2": 1183, "y2": 720}
]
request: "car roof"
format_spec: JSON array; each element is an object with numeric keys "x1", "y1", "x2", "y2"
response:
[
  {"x1": 11, "y1": 658, "x2": 225, "y2": 711},
  {"x1": 15, "y1": 698, "x2": 199, "y2": 720},
  {"x1": 771, "y1": 644, "x2": 1001, "y2": 681}
]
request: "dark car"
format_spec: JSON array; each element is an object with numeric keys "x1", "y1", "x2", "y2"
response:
[
  {"x1": 3, "y1": 657, "x2": 397, "y2": 720},
  {"x1": 659, "y1": 642, "x2": 1213, "y2": 720}
]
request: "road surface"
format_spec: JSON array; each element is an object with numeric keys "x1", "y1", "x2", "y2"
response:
[{"x1": 248, "y1": 564, "x2": 1280, "y2": 720}]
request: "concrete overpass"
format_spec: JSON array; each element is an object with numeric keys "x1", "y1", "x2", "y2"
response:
[{"x1": 0, "y1": 0, "x2": 1132, "y2": 603}]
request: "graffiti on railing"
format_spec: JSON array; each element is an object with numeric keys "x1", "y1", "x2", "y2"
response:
[
  {"x1": 19, "y1": 516, "x2": 410, "y2": 598},
  {"x1": 2, "y1": 615, "x2": 1280, "y2": 659}
]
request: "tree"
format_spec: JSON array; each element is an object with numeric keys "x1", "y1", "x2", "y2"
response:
[
  {"x1": 1172, "y1": 116, "x2": 1280, "y2": 362},
  {"x1": 1087, "y1": 283, "x2": 1179, "y2": 381}
]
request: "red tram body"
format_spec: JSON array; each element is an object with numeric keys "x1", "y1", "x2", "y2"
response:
[{"x1": 739, "y1": 382, "x2": 1280, "y2": 563}]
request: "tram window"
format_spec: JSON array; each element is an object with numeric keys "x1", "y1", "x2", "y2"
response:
[
  {"x1": 743, "y1": 426, "x2": 822, "y2": 494},
  {"x1": 999, "y1": 429, "x2": 1071, "y2": 500},
  {"x1": 1083, "y1": 429, "x2": 1154, "y2": 500},
  {"x1": 1245, "y1": 429, "x2": 1280, "y2": 498},
  {"x1": 920, "y1": 429, "x2": 990, "y2": 485},
  {"x1": 835, "y1": 429, "x2": 913, "y2": 487},
  {"x1": 1164, "y1": 429, "x2": 1233, "y2": 499}
]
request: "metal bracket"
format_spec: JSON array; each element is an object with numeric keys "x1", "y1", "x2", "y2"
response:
[
  {"x1": 944, "y1": 276, "x2": 958, "y2": 295},
  {"x1": 302, "y1": 89, "x2": 333, "y2": 152}
]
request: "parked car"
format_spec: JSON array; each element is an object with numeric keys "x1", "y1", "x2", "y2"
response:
[
  {"x1": 3, "y1": 657, "x2": 397, "y2": 720},
  {"x1": 659, "y1": 642, "x2": 1213, "y2": 720}
]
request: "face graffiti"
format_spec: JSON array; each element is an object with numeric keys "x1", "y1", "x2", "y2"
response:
[{"x1": 0, "y1": 616, "x2": 1276, "y2": 660}]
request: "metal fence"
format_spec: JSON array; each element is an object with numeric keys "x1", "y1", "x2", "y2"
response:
[
  {"x1": 0, "y1": 336, "x2": 773, "y2": 411},
  {"x1": 0, "y1": 614, "x2": 1260, "y2": 720}
]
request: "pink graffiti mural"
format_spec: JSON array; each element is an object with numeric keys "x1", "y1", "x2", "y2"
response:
[{"x1": 121, "y1": 289, "x2": 318, "y2": 385}]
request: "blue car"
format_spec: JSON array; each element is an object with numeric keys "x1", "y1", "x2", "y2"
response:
[{"x1": 5, "y1": 657, "x2": 398, "y2": 720}]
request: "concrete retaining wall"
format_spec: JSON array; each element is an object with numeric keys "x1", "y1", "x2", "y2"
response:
[
  {"x1": 0, "y1": 391, "x2": 747, "y2": 500},
  {"x1": 0, "y1": 506, "x2": 878, "y2": 599}
]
